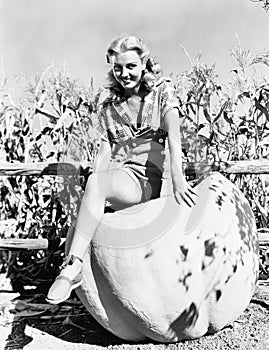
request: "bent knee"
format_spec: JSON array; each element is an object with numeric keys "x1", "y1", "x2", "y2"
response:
[
  {"x1": 86, "y1": 172, "x2": 98, "y2": 187},
  {"x1": 84, "y1": 170, "x2": 143, "y2": 205},
  {"x1": 84, "y1": 172, "x2": 112, "y2": 200},
  {"x1": 85, "y1": 173, "x2": 96, "y2": 193}
]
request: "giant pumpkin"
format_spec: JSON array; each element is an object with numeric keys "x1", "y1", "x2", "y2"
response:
[{"x1": 66, "y1": 172, "x2": 259, "y2": 342}]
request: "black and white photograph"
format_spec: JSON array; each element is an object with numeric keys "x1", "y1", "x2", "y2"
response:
[{"x1": 0, "y1": 0, "x2": 268, "y2": 349}]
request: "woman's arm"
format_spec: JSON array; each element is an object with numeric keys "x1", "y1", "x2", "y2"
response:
[
  {"x1": 164, "y1": 108, "x2": 196, "y2": 207},
  {"x1": 93, "y1": 139, "x2": 112, "y2": 173}
]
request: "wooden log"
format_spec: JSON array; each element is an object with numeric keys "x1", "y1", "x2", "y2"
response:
[
  {"x1": 257, "y1": 230, "x2": 269, "y2": 245},
  {"x1": 0, "y1": 162, "x2": 92, "y2": 176},
  {"x1": 186, "y1": 159, "x2": 269, "y2": 175},
  {"x1": 216, "y1": 159, "x2": 269, "y2": 174},
  {"x1": 0, "y1": 231, "x2": 267, "y2": 251},
  {"x1": 1, "y1": 160, "x2": 269, "y2": 177},
  {"x1": 0, "y1": 238, "x2": 66, "y2": 250}
]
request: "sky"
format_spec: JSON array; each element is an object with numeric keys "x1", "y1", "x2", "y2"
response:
[{"x1": 0, "y1": 0, "x2": 269, "y2": 100}]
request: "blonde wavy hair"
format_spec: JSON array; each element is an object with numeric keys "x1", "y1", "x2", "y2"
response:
[{"x1": 105, "y1": 36, "x2": 162, "y2": 94}]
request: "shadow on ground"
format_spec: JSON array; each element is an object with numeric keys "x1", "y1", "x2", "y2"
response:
[{"x1": 1, "y1": 284, "x2": 269, "y2": 350}]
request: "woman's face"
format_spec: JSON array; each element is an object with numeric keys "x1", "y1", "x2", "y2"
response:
[{"x1": 112, "y1": 50, "x2": 145, "y2": 94}]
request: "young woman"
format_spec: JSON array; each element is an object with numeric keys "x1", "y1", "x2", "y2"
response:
[{"x1": 46, "y1": 36, "x2": 196, "y2": 304}]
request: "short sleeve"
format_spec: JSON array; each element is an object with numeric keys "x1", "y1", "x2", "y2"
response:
[
  {"x1": 95, "y1": 109, "x2": 109, "y2": 142},
  {"x1": 159, "y1": 81, "x2": 183, "y2": 118}
]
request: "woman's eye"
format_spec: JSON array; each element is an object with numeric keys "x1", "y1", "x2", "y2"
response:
[{"x1": 113, "y1": 66, "x2": 121, "y2": 73}]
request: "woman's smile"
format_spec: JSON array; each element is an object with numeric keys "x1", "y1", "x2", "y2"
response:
[{"x1": 112, "y1": 50, "x2": 145, "y2": 94}]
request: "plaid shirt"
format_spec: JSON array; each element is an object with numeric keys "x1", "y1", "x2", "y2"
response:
[{"x1": 96, "y1": 78, "x2": 182, "y2": 146}]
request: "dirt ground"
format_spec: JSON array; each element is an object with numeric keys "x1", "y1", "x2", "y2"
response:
[{"x1": 0, "y1": 274, "x2": 268, "y2": 350}]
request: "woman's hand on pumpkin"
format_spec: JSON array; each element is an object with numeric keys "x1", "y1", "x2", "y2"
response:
[{"x1": 172, "y1": 174, "x2": 197, "y2": 207}]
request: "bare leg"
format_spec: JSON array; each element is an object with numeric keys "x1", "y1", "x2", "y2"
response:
[{"x1": 46, "y1": 168, "x2": 143, "y2": 303}]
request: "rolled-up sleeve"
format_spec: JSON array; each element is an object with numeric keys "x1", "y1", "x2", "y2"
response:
[{"x1": 160, "y1": 81, "x2": 183, "y2": 118}]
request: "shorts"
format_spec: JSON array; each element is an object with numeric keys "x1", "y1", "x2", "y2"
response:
[{"x1": 122, "y1": 160, "x2": 163, "y2": 202}]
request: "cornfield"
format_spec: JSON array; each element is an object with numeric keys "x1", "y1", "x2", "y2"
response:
[{"x1": 0, "y1": 39, "x2": 269, "y2": 293}]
